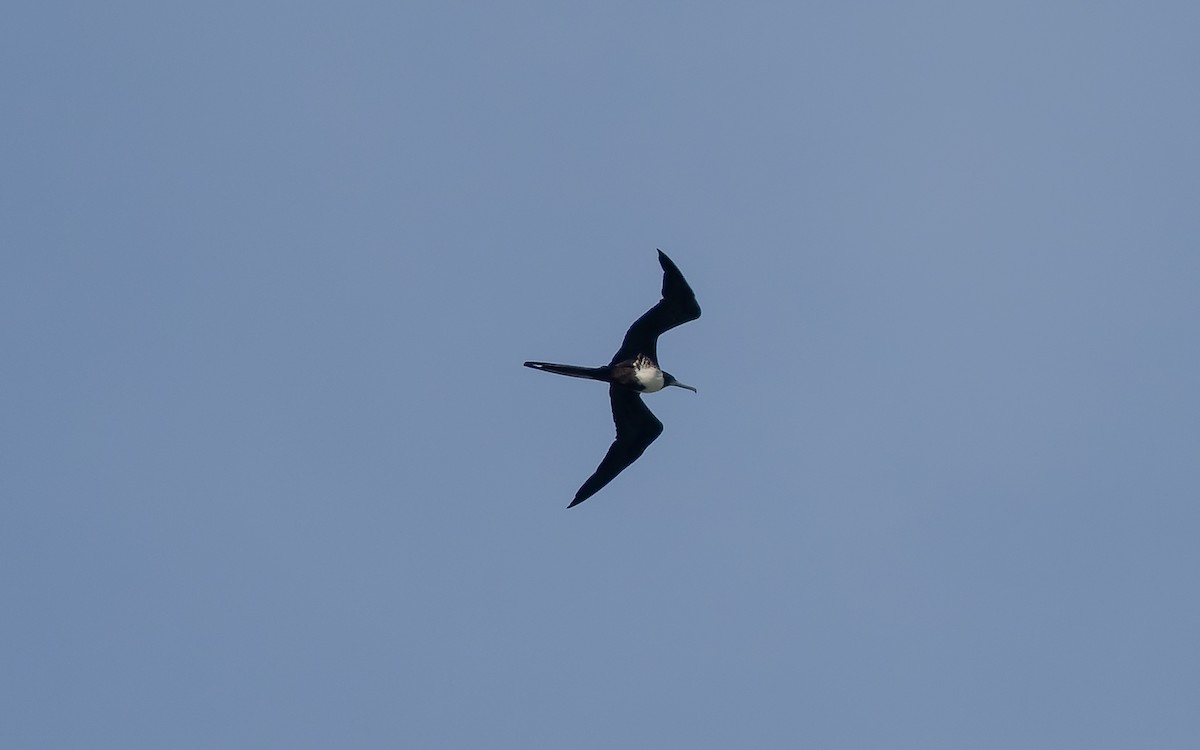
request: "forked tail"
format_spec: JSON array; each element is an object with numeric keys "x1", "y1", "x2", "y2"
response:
[{"x1": 523, "y1": 361, "x2": 609, "y2": 381}]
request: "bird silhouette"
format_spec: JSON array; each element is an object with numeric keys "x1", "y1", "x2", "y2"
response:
[{"x1": 524, "y1": 249, "x2": 701, "y2": 507}]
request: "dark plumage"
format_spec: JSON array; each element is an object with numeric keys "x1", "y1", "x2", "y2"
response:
[{"x1": 524, "y1": 249, "x2": 701, "y2": 507}]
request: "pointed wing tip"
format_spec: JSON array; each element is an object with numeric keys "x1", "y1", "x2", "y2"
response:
[
  {"x1": 657, "y1": 250, "x2": 688, "y2": 286},
  {"x1": 567, "y1": 496, "x2": 587, "y2": 508}
]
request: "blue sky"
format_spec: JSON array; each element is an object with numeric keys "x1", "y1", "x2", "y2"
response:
[{"x1": 4, "y1": 2, "x2": 1198, "y2": 747}]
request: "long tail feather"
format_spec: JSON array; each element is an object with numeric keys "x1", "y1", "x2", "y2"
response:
[{"x1": 523, "y1": 361, "x2": 609, "y2": 381}]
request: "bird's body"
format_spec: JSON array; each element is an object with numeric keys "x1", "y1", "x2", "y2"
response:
[
  {"x1": 524, "y1": 250, "x2": 701, "y2": 508},
  {"x1": 624, "y1": 354, "x2": 666, "y2": 393}
]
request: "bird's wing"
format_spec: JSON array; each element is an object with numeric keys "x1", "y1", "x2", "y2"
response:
[
  {"x1": 568, "y1": 385, "x2": 664, "y2": 507},
  {"x1": 609, "y1": 249, "x2": 701, "y2": 365}
]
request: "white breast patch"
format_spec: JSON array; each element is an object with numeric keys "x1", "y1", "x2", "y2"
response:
[{"x1": 635, "y1": 366, "x2": 665, "y2": 393}]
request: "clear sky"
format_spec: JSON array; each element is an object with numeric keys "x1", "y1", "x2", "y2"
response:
[{"x1": 4, "y1": 2, "x2": 1198, "y2": 748}]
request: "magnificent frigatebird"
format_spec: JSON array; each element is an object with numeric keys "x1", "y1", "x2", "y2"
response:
[{"x1": 524, "y1": 249, "x2": 701, "y2": 507}]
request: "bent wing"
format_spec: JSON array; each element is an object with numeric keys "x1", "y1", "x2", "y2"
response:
[
  {"x1": 568, "y1": 385, "x2": 664, "y2": 507},
  {"x1": 609, "y1": 249, "x2": 701, "y2": 365}
]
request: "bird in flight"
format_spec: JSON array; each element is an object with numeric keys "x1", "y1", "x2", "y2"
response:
[{"x1": 524, "y1": 249, "x2": 701, "y2": 508}]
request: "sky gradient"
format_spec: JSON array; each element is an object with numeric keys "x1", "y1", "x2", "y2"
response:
[{"x1": 4, "y1": 2, "x2": 1198, "y2": 748}]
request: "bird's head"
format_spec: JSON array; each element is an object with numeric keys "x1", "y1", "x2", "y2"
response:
[{"x1": 662, "y1": 372, "x2": 697, "y2": 393}]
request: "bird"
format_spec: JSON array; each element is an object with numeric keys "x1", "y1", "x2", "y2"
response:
[{"x1": 524, "y1": 249, "x2": 701, "y2": 508}]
